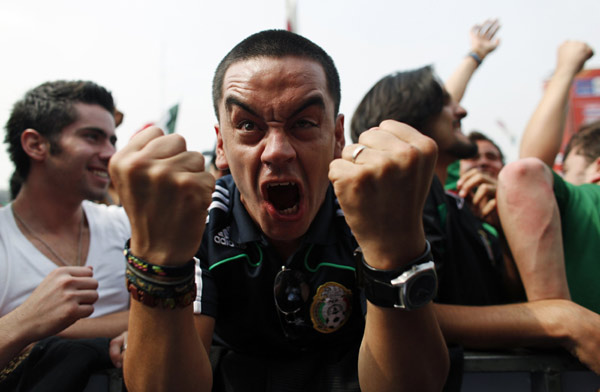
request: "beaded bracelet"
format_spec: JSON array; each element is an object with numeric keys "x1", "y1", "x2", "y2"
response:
[
  {"x1": 125, "y1": 267, "x2": 195, "y2": 298},
  {"x1": 125, "y1": 265, "x2": 196, "y2": 309},
  {"x1": 125, "y1": 261, "x2": 193, "y2": 286},
  {"x1": 124, "y1": 239, "x2": 195, "y2": 277},
  {"x1": 123, "y1": 239, "x2": 197, "y2": 309},
  {"x1": 127, "y1": 281, "x2": 196, "y2": 309}
]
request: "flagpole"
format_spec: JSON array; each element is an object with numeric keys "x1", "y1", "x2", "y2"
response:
[{"x1": 285, "y1": 0, "x2": 298, "y2": 33}]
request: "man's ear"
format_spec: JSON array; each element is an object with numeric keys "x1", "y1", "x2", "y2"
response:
[
  {"x1": 588, "y1": 157, "x2": 600, "y2": 184},
  {"x1": 333, "y1": 114, "x2": 345, "y2": 159},
  {"x1": 214, "y1": 124, "x2": 229, "y2": 170},
  {"x1": 21, "y1": 129, "x2": 49, "y2": 162}
]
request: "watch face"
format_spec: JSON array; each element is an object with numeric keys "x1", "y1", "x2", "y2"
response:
[{"x1": 404, "y1": 271, "x2": 437, "y2": 309}]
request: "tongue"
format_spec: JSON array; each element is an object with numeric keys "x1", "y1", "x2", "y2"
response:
[{"x1": 269, "y1": 185, "x2": 298, "y2": 210}]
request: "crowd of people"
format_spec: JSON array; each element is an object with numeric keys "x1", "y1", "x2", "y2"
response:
[{"x1": 0, "y1": 18, "x2": 598, "y2": 392}]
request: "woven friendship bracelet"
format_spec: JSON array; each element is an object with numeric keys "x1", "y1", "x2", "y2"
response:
[
  {"x1": 123, "y1": 239, "x2": 197, "y2": 309},
  {"x1": 125, "y1": 261, "x2": 193, "y2": 286},
  {"x1": 125, "y1": 266, "x2": 195, "y2": 298},
  {"x1": 123, "y1": 239, "x2": 195, "y2": 278},
  {"x1": 127, "y1": 281, "x2": 196, "y2": 309},
  {"x1": 125, "y1": 266, "x2": 196, "y2": 309}
]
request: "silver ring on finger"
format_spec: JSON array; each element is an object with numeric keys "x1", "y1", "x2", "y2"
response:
[{"x1": 352, "y1": 145, "x2": 367, "y2": 163}]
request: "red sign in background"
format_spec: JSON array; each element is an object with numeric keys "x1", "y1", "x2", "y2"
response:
[{"x1": 557, "y1": 69, "x2": 600, "y2": 169}]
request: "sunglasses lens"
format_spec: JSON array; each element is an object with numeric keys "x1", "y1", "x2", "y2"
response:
[{"x1": 274, "y1": 269, "x2": 308, "y2": 314}]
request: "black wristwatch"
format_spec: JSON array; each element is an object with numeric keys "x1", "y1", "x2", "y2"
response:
[{"x1": 356, "y1": 241, "x2": 437, "y2": 309}]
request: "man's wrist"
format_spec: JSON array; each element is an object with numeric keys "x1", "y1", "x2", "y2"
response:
[
  {"x1": 124, "y1": 239, "x2": 197, "y2": 310},
  {"x1": 357, "y1": 241, "x2": 438, "y2": 309},
  {"x1": 543, "y1": 300, "x2": 578, "y2": 348},
  {"x1": 467, "y1": 51, "x2": 483, "y2": 66},
  {"x1": 358, "y1": 229, "x2": 427, "y2": 270},
  {"x1": 129, "y1": 237, "x2": 190, "y2": 267},
  {"x1": 553, "y1": 66, "x2": 580, "y2": 82}
]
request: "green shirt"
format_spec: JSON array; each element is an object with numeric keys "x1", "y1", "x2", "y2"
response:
[
  {"x1": 445, "y1": 160, "x2": 460, "y2": 191},
  {"x1": 553, "y1": 171, "x2": 600, "y2": 313}
]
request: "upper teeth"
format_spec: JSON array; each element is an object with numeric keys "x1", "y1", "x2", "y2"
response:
[
  {"x1": 268, "y1": 182, "x2": 293, "y2": 188},
  {"x1": 92, "y1": 170, "x2": 108, "y2": 178}
]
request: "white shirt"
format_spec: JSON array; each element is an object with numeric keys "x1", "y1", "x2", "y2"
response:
[{"x1": 0, "y1": 201, "x2": 131, "y2": 317}]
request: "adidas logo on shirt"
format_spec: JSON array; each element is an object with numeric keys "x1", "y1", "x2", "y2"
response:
[{"x1": 214, "y1": 226, "x2": 235, "y2": 247}]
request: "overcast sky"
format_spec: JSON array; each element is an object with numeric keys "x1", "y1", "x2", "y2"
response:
[{"x1": 1, "y1": 0, "x2": 599, "y2": 191}]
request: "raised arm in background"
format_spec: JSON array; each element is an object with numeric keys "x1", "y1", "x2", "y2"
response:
[
  {"x1": 445, "y1": 18, "x2": 501, "y2": 103},
  {"x1": 519, "y1": 41, "x2": 594, "y2": 166}
]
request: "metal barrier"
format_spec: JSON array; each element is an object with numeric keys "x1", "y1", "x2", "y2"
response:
[{"x1": 462, "y1": 350, "x2": 600, "y2": 392}]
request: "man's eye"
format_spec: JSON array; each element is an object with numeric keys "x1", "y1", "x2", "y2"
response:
[
  {"x1": 295, "y1": 119, "x2": 317, "y2": 128},
  {"x1": 237, "y1": 121, "x2": 257, "y2": 131}
]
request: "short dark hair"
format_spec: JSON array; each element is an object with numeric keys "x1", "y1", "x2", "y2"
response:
[
  {"x1": 564, "y1": 120, "x2": 600, "y2": 164},
  {"x1": 351, "y1": 66, "x2": 445, "y2": 143},
  {"x1": 467, "y1": 131, "x2": 504, "y2": 164},
  {"x1": 9, "y1": 170, "x2": 22, "y2": 200},
  {"x1": 5, "y1": 80, "x2": 115, "y2": 179},
  {"x1": 212, "y1": 29, "x2": 341, "y2": 120}
]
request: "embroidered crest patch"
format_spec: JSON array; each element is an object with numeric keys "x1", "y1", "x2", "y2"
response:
[{"x1": 310, "y1": 282, "x2": 352, "y2": 333}]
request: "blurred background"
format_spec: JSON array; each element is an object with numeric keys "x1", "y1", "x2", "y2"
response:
[{"x1": 1, "y1": 0, "x2": 599, "y2": 202}]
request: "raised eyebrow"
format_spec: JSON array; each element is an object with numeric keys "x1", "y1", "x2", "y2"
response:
[
  {"x1": 289, "y1": 96, "x2": 325, "y2": 118},
  {"x1": 225, "y1": 97, "x2": 259, "y2": 117},
  {"x1": 225, "y1": 95, "x2": 325, "y2": 119}
]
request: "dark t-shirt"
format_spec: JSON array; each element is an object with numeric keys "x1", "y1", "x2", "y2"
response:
[{"x1": 424, "y1": 176, "x2": 506, "y2": 305}]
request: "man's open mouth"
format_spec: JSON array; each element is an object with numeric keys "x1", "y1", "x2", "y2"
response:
[
  {"x1": 91, "y1": 169, "x2": 109, "y2": 179},
  {"x1": 266, "y1": 182, "x2": 300, "y2": 215}
]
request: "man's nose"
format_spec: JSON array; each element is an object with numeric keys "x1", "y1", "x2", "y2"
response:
[
  {"x1": 455, "y1": 103, "x2": 467, "y2": 119},
  {"x1": 100, "y1": 142, "x2": 117, "y2": 161},
  {"x1": 261, "y1": 129, "x2": 296, "y2": 166}
]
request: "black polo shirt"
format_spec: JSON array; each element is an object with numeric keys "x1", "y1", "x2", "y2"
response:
[{"x1": 194, "y1": 175, "x2": 365, "y2": 357}]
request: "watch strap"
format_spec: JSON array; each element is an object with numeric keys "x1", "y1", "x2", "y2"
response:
[{"x1": 357, "y1": 241, "x2": 436, "y2": 309}]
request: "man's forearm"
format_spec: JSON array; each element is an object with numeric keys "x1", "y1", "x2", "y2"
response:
[
  {"x1": 359, "y1": 304, "x2": 448, "y2": 392},
  {"x1": 123, "y1": 302, "x2": 212, "y2": 392},
  {"x1": 57, "y1": 310, "x2": 129, "y2": 339},
  {"x1": 0, "y1": 312, "x2": 37, "y2": 370},
  {"x1": 446, "y1": 18, "x2": 501, "y2": 103},
  {"x1": 445, "y1": 57, "x2": 480, "y2": 103},
  {"x1": 434, "y1": 301, "x2": 569, "y2": 349},
  {"x1": 497, "y1": 160, "x2": 570, "y2": 301},
  {"x1": 520, "y1": 41, "x2": 593, "y2": 165},
  {"x1": 519, "y1": 69, "x2": 575, "y2": 165}
]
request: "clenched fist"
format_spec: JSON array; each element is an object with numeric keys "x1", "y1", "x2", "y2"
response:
[
  {"x1": 329, "y1": 120, "x2": 437, "y2": 270},
  {"x1": 109, "y1": 127, "x2": 215, "y2": 266}
]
